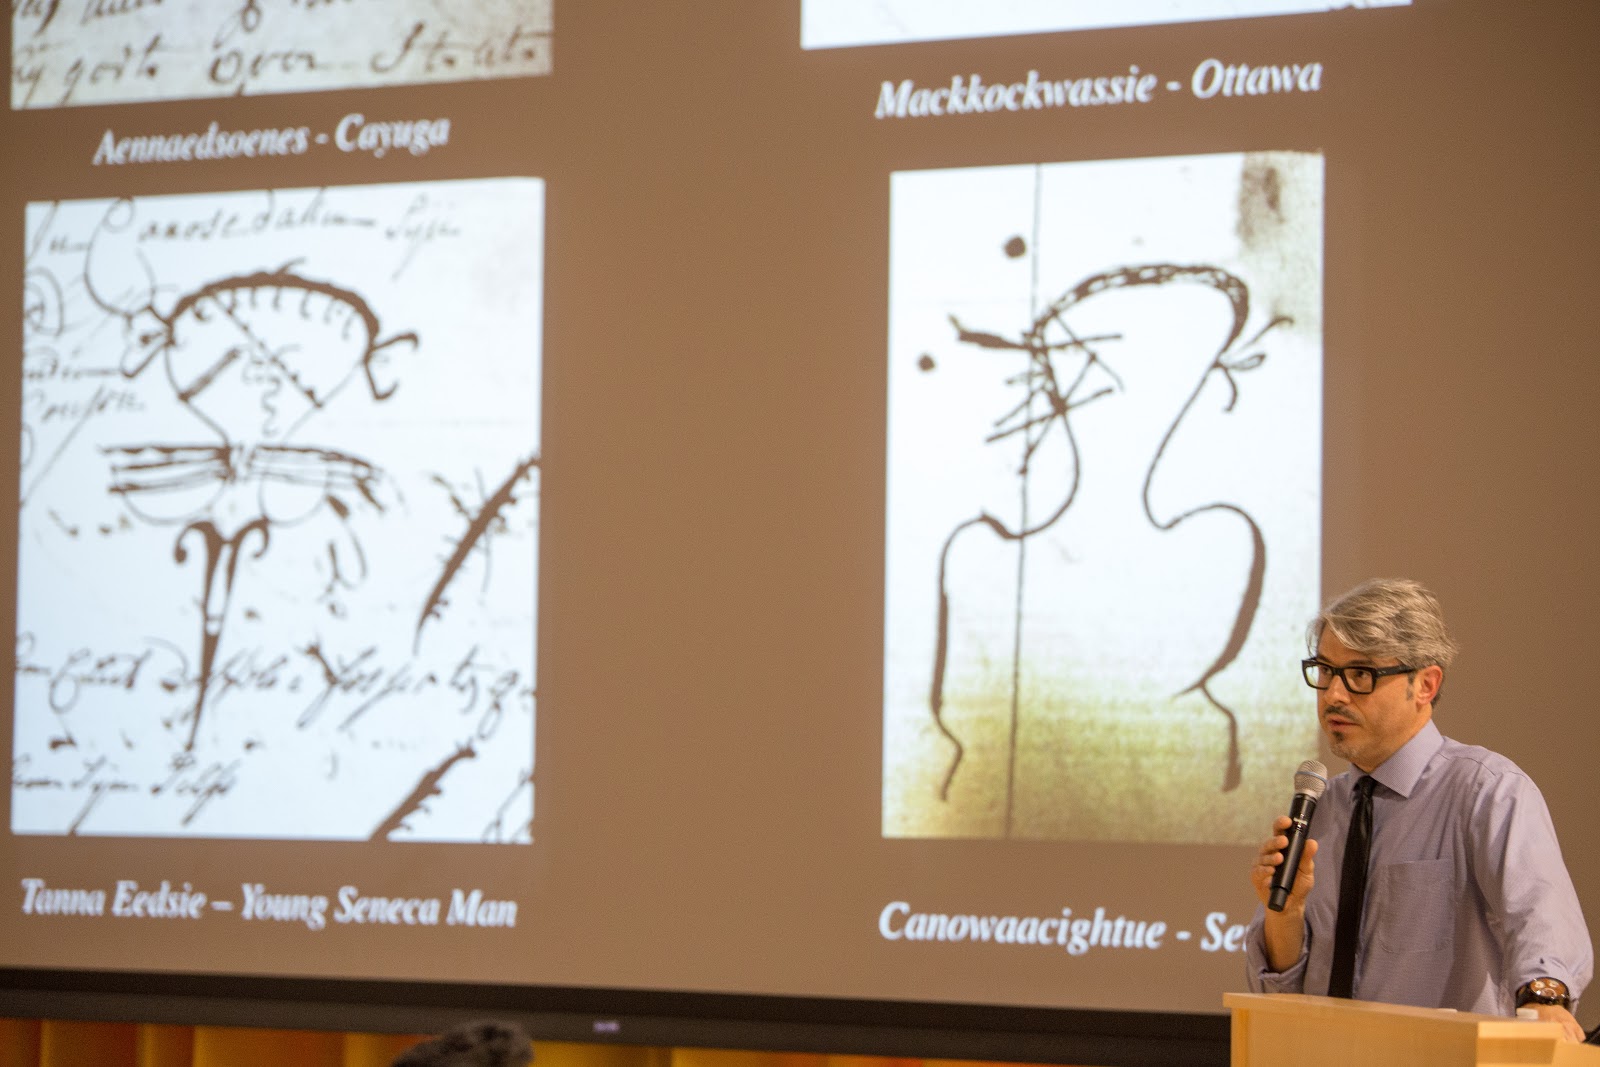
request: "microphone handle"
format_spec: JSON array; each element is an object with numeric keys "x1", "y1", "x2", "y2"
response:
[{"x1": 1267, "y1": 791, "x2": 1318, "y2": 912}]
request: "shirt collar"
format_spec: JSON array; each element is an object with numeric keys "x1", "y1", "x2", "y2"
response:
[{"x1": 1367, "y1": 718, "x2": 1442, "y2": 798}]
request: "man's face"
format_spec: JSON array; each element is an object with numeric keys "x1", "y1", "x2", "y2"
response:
[{"x1": 1314, "y1": 629, "x2": 1437, "y2": 773}]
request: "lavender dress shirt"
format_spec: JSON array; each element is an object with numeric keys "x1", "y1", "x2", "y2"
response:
[{"x1": 1246, "y1": 719, "x2": 1593, "y2": 1014}]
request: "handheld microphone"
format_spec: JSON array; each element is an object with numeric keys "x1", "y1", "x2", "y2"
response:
[{"x1": 1268, "y1": 759, "x2": 1329, "y2": 912}]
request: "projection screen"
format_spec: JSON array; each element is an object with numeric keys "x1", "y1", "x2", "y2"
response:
[{"x1": 4, "y1": 1, "x2": 1598, "y2": 1062}]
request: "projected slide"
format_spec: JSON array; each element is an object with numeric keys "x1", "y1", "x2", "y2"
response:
[
  {"x1": 13, "y1": 0, "x2": 553, "y2": 109},
  {"x1": 803, "y1": 0, "x2": 1407, "y2": 49},
  {"x1": 15, "y1": 178, "x2": 542, "y2": 842},
  {"x1": 883, "y1": 151, "x2": 1322, "y2": 844}
]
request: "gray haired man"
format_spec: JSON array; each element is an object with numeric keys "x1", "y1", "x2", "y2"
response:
[{"x1": 1247, "y1": 578, "x2": 1592, "y2": 1041}]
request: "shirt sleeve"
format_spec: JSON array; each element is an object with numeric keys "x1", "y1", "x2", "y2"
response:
[
  {"x1": 1244, "y1": 903, "x2": 1310, "y2": 993},
  {"x1": 1468, "y1": 766, "x2": 1594, "y2": 1008}
]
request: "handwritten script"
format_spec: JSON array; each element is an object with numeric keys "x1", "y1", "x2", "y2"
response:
[{"x1": 13, "y1": 0, "x2": 553, "y2": 108}]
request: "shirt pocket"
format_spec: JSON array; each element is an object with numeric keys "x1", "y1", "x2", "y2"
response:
[{"x1": 1371, "y1": 857, "x2": 1458, "y2": 954}]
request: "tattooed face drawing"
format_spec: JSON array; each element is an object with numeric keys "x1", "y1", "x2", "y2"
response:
[
  {"x1": 161, "y1": 308, "x2": 330, "y2": 442},
  {"x1": 123, "y1": 269, "x2": 415, "y2": 446}
]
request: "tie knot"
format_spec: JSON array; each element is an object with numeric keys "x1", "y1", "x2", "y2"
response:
[{"x1": 1356, "y1": 775, "x2": 1376, "y2": 799}]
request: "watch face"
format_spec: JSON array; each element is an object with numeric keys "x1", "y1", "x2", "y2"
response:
[{"x1": 1527, "y1": 978, "x2": 1569, "y2": 1004}]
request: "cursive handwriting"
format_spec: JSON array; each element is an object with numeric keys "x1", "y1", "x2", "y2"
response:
[
  {"x1": 16, "y1": 0, "x2": 553, "y2": 109},
  {"x1": 150, "y1": 751, "x2": 241, "y2": 826},
  {"x1": 16, "y1": 632, "x2": 163, "y2": 714},
  {"x1": 298, "y1": 641, "x2": 532, "y2": 740}
]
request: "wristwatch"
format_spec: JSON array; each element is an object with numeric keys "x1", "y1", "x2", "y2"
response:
[{"x1": 1515, "y1": 977, "x2": 1571, "y2": 1010}]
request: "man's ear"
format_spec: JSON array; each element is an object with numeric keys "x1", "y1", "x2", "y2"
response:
[{"x1": 1415, "y1": 664, "x2": 1444, "y2": 706}]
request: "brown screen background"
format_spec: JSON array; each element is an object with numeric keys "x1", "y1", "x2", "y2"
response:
[{"x1": 1, "y1": 0, "x2": 1597, "y2": 1033}]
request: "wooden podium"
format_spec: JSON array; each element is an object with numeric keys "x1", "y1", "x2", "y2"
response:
[{"x1": 1224, "y1": 993, "x2": 1600, "y2": 1067}]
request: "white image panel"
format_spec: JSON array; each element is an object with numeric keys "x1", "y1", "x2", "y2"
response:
[
  {"x1": 803, "y1": 0, "x2": 1408, "y2": 49},
  {"x1": 884, "y1": 152, "x2": 1323, "y2": 843},
  {"x1": 13, "y1": 0, "x2": 552, "y2": 109},
  {"x1": 16, "y1": 178, "x2": 542, "y2": 842}
]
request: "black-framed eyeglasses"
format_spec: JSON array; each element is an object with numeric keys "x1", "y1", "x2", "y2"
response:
[{"x1": 1301, "y1": 658, "x2": 1415, "y2": 695}]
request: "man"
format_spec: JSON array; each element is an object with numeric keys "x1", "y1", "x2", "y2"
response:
[{"x1": 1246, "y1": 578, "x2": 1592, "y2": 1041}]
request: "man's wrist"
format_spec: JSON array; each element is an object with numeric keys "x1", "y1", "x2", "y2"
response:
[{"x1": 1260, "y1": 908, "x2": 1307, "y2": 973}]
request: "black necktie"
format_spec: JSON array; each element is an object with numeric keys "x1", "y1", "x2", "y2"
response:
[{"x1": 1328, "y1": 775, "x2": 1376, "y2": 998}]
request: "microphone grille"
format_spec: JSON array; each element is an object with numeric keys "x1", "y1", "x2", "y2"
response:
[{"x1": 1293, "y1": 759, "x2": 1329, "y2": 799}]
